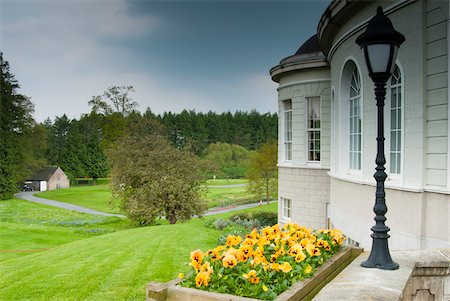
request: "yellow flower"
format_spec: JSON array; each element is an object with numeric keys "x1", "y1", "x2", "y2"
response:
[
  {"x1": 305, "y1": 243, "x2": 315, "y2": 256},
  {"x1": 304, "y1": 264, "x2": 312, "y2": 275},
  {"x1": 289, "y1": 243, "x2": 302, "y2": 256},
  {"x1": 190, "y1": 260, "x2": 201, "y2": 272},
  {"x1": 242, "y1": 238, "x2": 256, "y2": 247},
  {"x1": 313, "y1": 248, "x2": 321, "y2": 256},
  {"x1": 262, "y1": 285, "x2": 269, "y2": 292},
  {"x1": 279, "y1": 262, "x2": 292, "y2": 273},
  {"x1": 243, "y1": 269, "x2": 259, "y2": 284},
  {"x1": 190, "y1": 249, "x2": 204, "y2": 264},
  {"x1": 178, "y1": 273, "x2": 184, "y2": 279},
  {"x1": 195, "y1": 271, "x2": 210, "y2": 287},
  {"x1": 295, "y1": 251, "x2": 306, "y2": 262},
  {"x1": 222, "y1": 254, "x2": 237, "y2": 268},
  {"x1": 208, "y1": 249, "x2": 221, "y2": 261},
  {"x1": 226, "y1": 235, "x2": 242, "y2": 247},
  {"x1": 239, "y1": 245, "x2": 253, "y2": 261},
  {"x1": 300, "y1": 238, "x2": 310, "y2": 248},
  {"x1": 270, "y1": 263, "x2": 280, "y2": 271},
  {"x1": 200, "y1": 262, "x2": 213, "y2": 275}
]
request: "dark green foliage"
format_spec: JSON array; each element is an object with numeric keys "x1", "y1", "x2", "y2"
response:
[
  {"x1": 146, "y1": 109, "x2": 277, "y2": 155},
  {"x1": 203, "y1": 142, "x2": 251, "y2": 178},
  {"x1": 0, "y1": 53, "x2": 35, "y2": 199},
  {"x1": 251, "y1": 211, "x2": 278, "y2": 227},
  {"x1": 46, "y1": 114, "x2": 108, "y2": 181}
]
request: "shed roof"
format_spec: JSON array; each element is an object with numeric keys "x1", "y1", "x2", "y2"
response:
[{"x1": 27, "y1": 166, "x2": 59, "y2": 181}]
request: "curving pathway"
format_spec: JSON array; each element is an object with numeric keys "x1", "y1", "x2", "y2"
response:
[
  {"x1": 15, "y1": 191, "x2": 126, "y2": 218},
  {"x1": 15, "y1": 191, "x2": 274, "y2": 219}
]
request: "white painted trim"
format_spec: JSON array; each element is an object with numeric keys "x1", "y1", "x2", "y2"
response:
[
  {"x1": 386, "y1": 61, "x2": 405, "y2": 185},
  {"x1": 277, "y1": 79, "x2": 331, "y2": 91},
  {"x1": 278, "y1": 163, "x2": 330, "y2": 170},
  {"x1": 447, "y1": 10, "x2": 450, "y2": 189},
  {"x1": 304, "y1": 95, "x2": 322, "y2": 166},
  {"x1": 329, "y1": 172, "x2": 450, "y2": 195},
  {"x1": 327, "y1": 0, "x2": 416, "y2": 62},
  {"x1": 338, "y1": 58, "x2": 364, "y2": 178}
]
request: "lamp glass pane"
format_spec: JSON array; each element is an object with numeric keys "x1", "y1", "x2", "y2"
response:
[
  {"x1": 389, "y1": 46, "x2": 399, "y2": 74},
  {"x1": 367, "y1": 44, "x2": 391, "y2": 73}
]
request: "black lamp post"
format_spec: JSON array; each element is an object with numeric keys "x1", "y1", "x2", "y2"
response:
[{"x1": 355, "y1": 6, "x2": 405, "y2": 270}]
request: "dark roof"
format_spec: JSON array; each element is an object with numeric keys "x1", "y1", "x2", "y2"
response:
[
  {"x1": 295, "y1": 34, "x2": 321, "y2": 55},
  {"x1": 27, "y1": 166, "x2": 59, "y2": 181}
]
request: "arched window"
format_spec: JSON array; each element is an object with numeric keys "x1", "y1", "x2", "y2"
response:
[
  {"x1": 390, "y1": 65, "x2": 402, "y2": 174},
  {"x1": 349, "y1": 69, "x2": 362, "y2": 170}
]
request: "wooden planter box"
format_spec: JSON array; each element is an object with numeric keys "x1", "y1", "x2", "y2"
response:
[{"x1": 147, "y1": 246, "x2": 363, "y2": 301}]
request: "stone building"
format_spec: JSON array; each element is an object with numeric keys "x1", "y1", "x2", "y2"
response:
[
  {"x1": 24, "y1": 166, "x2": 70, "y2": 191},
  {"x1": 270, "y1": 0, "x2": 449, "y2": 250}
]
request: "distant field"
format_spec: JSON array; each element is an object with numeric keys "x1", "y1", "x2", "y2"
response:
[
  {"x1": 36, "y1": 184, "x2": 120, "y2": 214},
  {"x1": 0, "y1": 198, "x2": 130, "y2": 262},
  {"x1": 0, "y1": 196, "x2": 277, "y2": 301}
]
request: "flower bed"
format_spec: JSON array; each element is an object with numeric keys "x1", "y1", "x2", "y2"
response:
[{"x1": 178, "y1": 223, "x2": 345, "y2": 301}]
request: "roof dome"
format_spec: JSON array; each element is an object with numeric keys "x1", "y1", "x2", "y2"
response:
[
  {"x1": 295, "y1": 34, "x2": 321, "y2": 55},
  {"x1": 269, "y1": 34, "x2": 328, "y2": 83}
]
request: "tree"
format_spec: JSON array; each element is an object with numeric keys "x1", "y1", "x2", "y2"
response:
[
  {"x1": 108, "y1": 119, "x2": 207, "y2": 225},
  {"x1": 0, "y1": 53, "x2": 35, "y2": 199},
  {"x1": 88, "y1": 85, "x2": 138, "y2": 116},
  {"x1": 246, "y1": 141, "x2": 278, "y2": 204},
  {"x1": 203, "y1": 142, "x2": 251, "y2": 178}
]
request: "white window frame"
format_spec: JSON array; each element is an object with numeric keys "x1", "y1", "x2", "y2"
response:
[
  {"x1": 306, "y1": 96, "x2": 321, "y2": 164},
  {"x1": 349, "y1": 69, "x2": 362, "y2": 171},
  {"x1": 283, "y1": 100, "x2": 293, "y2": 161},
  {"x1": 281, "y1": 197, "x2": 292, "y2": 220},
  {"x1": 388, "y1": 65, "x2": 403, "y2": 177}
]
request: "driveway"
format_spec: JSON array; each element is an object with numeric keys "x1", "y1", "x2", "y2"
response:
[{"x1": 15, "y1": 191, "x2": 126, "y2": 218}]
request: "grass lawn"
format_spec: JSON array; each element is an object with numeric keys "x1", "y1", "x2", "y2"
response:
[
  {"x1": 0, "y1": 198, "x2": 130, "y2": 262},
  {"x1": 203, "y1": 185, "x2": 255, "y2": 208},
  {"x1": 205, "y1": 178, "x2": 247, "y2": 186},
  {"x1": 0, "y1": 201, "x2": 277, "y2": 301},
  {"x1": 36, "y1": 179, "x2": 257, "y2": 211},
  {"x1": 36, "y1": 184, "x2": 120, "y2": 214}
]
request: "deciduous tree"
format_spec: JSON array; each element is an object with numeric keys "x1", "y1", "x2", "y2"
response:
[
  {"x1": 88, "y1": 86, "x2": 137, "y2": 116},
  {"x1": 246, "y1": 141, "x2": 278, "y2": 204},
  {"x1": 108, "y1": 120, "x2": 207, "y2": 225}
]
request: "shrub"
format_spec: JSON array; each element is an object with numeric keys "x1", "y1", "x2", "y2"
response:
[
  {"x1": 213, "y1": 219, "x2": 231, "y2": 230},
  {"x1": 252, "y1": 211, "x2": 278, "y2": 227},
  {"x1": 229, "y1": 212, "x2": 251, "y2": 221},
  {"x1": 180, "y1": 223, "x2": 345, "y2": 300}
]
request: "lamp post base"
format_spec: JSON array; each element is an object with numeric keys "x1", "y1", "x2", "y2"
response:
[{"x1": 361, "y1": 236, "x2": 399, "y2": 270}]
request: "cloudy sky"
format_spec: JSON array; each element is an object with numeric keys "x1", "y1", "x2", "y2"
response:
[{"x1": 1, "y1": 0, "x2": 329, "y2": 122}]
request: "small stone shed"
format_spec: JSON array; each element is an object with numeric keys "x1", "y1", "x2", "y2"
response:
[{"x1": 25, "y1": 166, "x2": 70, "y2": 191}]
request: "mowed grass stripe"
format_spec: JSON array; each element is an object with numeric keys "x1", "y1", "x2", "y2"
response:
[{"x1": 0, "y1": 219, "x2": 222, "y2": 301}]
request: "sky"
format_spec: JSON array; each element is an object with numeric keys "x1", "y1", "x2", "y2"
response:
[{"x1": 1, "y1": 0, "x2": 330, "y2": 122}]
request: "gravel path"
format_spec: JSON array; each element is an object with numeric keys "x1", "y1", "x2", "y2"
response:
[
  {"x1": 15, "y1": 191, "x2": 274, "y2": 219},
  {"x1": 15, "y1": 192, "x2": 126, "y2": 218}
]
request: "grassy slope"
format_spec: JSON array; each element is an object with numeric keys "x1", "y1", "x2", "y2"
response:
[
  {"x1": 0, "y1": 199, "x2": 130, "y2": 262},
  {"x1": 0, "y1": 203, "x2": 277, "y2": 301},
  {"x1": 36, "y1": 185, "x2": 121, "y2": 214}
]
